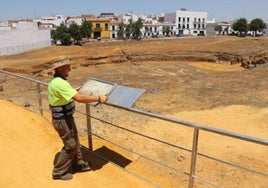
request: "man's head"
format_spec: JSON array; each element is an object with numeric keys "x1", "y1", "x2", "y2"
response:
[{"x1": 51, "y1": 60, "x2": 71, "y2": 77}]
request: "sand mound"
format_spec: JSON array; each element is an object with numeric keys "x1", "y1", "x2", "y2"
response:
[{"x1": 0, "y1": 100, "x2": 155, "y2": 188}]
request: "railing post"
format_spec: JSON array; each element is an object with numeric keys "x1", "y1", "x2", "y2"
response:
[
  {"x1": 188, "y1": 128, "x2": 199, "y2": 188},
  {"x1": 86, "y1": 103, "x2": 93, "y2": 151},
  {"x1": 36, "y1": 82, "x2": 43, "y2": 116}
]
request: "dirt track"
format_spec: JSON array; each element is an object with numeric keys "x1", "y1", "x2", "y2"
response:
[{"x1": 0, "y1": 36, "x2": 268, "y2": 188}]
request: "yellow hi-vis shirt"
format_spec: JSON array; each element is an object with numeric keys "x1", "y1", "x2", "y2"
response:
[{"x1": 48, "y1": 77, "x2": 78, "y2": 106}]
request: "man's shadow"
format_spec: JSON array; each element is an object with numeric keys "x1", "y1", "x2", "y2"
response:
[
  {"x1": 53, "y1": 145, "x2": 132, "y2": 171},
  {"x1": 81, "y1": 145, "x2": 132, "y2": 171}
]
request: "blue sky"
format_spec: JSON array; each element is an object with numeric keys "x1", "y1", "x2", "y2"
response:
[{"x1": 1, "y1": 0, "x2": 267, "y2": 22}]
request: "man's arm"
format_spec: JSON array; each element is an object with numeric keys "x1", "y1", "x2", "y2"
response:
[{"x1": 72, "y1": 93, "x2": 108, "y2": 104}]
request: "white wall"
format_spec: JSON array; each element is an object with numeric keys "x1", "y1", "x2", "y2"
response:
[{"x1": 0, "y1": 22, "x2": 51, "y2": 56}]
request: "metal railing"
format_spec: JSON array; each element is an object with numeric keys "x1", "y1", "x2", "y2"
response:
[{"x1": 1, "y1": 69, "x2": 268, "y2": 188}]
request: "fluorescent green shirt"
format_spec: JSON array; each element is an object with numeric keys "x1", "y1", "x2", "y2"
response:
[{"x1": 48, "y1": 77, "x2": 78, "y2": 106}]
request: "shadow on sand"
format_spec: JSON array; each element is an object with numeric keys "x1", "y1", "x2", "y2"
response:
[{"x1": 81, "y1": 145, "x2": 132, "y2": 171}]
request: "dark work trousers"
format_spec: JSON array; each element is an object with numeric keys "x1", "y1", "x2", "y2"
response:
[{"x1": 52, "y1": 115, "x2": 84, "y2": 177}]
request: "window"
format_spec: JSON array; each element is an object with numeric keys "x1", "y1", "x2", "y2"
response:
[
  {"x1": 178, "y1": 17, "x2": 181, "y2": 22},
  {"x1": 105, "y1": 23, "x2": 108, "y2": 30},
  {"x1": 96, "y1": 23, "x2": 100, "y2": 28}
]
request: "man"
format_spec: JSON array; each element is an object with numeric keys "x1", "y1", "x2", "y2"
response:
[{"x1": 48, "y1": 59, "x2": 108, "y2": 180}]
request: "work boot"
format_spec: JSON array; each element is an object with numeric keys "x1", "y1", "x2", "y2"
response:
[
  {"x1": 72, "y1": 161, "x2": 91, "y2": 172},
  {"x1": 53, "y1": 173, "x2": 73, "y2": 180},
  {"x1": 80, "y1": 161, "x2": 91, "y2": 171}
]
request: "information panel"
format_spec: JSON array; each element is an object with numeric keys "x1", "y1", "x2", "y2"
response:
[
  {"x1": 79, "y1": 78, "x2": 117, "y2": 106},
  {"x1": 79, "y1": 77, "x2": 145, "y2": 108}
]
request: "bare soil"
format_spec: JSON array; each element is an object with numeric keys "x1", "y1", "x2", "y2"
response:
[{"x1": 0, "y1": 36, "x2": 267, "y2": 188}]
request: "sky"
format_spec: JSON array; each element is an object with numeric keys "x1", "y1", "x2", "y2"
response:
[{"x1": 0, "y1": 0, "x2": 268, "y2": 23}]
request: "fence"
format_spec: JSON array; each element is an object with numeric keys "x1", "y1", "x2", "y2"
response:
[{"x1": 0, "y1": 69, "x2": 267, "y2": 188}]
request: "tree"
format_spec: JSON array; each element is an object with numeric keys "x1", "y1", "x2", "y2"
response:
[
  {"x1": 249, "y1": 18, "x2": 266, "y2": 36},
  {"x1": 132, "y1": 18, "x2": 143, "y2": 39},
  {"x1": 163, "y1": 26, "x2": 171, "y2": 36},
  {"x1": 232, "y1": 18, "x2": 249, "y2": 37},
  {"x1": 158, "y1": 16, "x2": 164, "y2": 23},
  {"x1": 145, "y1": 26, "x2": 149, "y2": 33},
  {"x1": 50, "y1": 25, "x2": 72, "y2": 45},
  {"x1": 215, "y1": 25, "x2": 223, "y2": 35},
  {"x1": 60, "y1": 33, "x2": 72, "y2": 45},
  {"x1": 81, "y1": 21, "x2": 93, "y2": 41},
  {"x1": 117, "y1": 22, "x2": 125, "y2": 39},
  {"x1": 69, "y1": 23, "x2": 82, "y2": 44},
  {"x1": 124, "y1": 19, "x2": 133, "y2": 38},
  {"x1": 51, "y1": 29, "x2": 57, "y2": 43},
  {"x1": 121, "y1": 18, "x2": 143, "y2": 40}
]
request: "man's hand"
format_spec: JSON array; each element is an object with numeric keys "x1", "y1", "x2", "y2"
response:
[{"x1": 99, "y1": 95, "x2": 108, "y2": 103}]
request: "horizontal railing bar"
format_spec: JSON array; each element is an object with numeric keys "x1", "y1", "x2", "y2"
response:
[
  {"x1": 193, "y1": 175, "x2": 223, "y2": 188},
  {"x1": 198, "y1": 152, "x2": 268, "y2": 177},
  {"x1": 108, "y1": 104, "x2": 268, "y2": 146},
  {"x1": 0, "y1": 69, "x2": 48, "y2": 86}
]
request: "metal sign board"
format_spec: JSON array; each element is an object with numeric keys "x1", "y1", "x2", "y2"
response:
[
  {"x1": 79, "y1": 77, "x2": 145, "y2": 108},
  {"x1": 108, "y1": 85, "x2": 145, "y2": 108}
]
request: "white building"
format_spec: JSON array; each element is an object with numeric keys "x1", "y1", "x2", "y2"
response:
[
  {"x1": 118, "y1": 12, "x2": 139, "y2": 24},
  {"x1": 142, "y1": 22, "x2": 176, "y2": 38},
  {"x1": 110, "y1": 21, "x2": 120, "y2": 39},
  {"x1": 66, "y1": 16, "x2": 84, "y2": 27},
  {"x1": 175, "y1": 10, "x2": 208, "y2": 36},
  {"x1": 34, "y1": 15, "x2": 65, "y2": 28}
]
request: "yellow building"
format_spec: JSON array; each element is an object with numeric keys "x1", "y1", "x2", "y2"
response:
[{"x1": 85, "y1": 17, "x2": 110, "y2": 39}]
